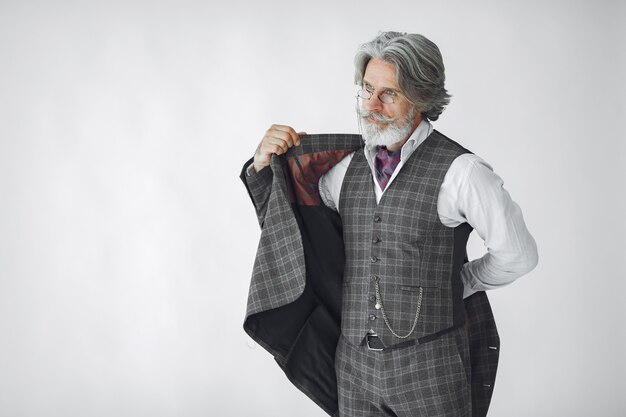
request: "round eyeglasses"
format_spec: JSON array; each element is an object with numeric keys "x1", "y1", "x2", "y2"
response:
[{"x1": 356, "y1": 88, "x2": 399, "y2": 104}]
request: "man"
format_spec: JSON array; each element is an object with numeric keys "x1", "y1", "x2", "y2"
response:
[{"x1": 241, "y1": 32, "x2": 538, "y2": 417}]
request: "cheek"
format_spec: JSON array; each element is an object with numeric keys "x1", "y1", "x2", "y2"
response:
[
  {"x1": 388, "y1": 109, "x2": 405, "y2": 121},
  {"x1": 397, "y1": 103, "x2": 412, "y2": 118}
]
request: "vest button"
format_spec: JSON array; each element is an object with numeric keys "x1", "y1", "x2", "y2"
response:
[
  {"x1": 369, "y1": 314, "x2": 377, "y2": 321},
  {"x1": 369, "y1": 295, "x2": 376, "y2": 302},
  {"x1": 370, "y1": 256, "x2": 378, "y2": 263},
  {"x1": 372, "y1": 236, "x2": 381, "y2": 243},
  {"x1": 370, "y1": 275, "x2": 379, "y2": 283},
  {"x1": 373, "y1": 215, "x2": 381, "y2": 222}
]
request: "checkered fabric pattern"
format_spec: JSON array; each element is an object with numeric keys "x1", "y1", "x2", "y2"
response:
[
  {"x1": 339, "y1": 131, "x2": 470, "y2": 348},
  {"x1": 241, "y1": 133, "x2": 500, "y2": 417},
  {"x1": 242, "y1": 134, "x2": 363, "y2": 319},
  {"x1": 464, "y1": 291, "x2": 500, "y2": 417},
  {"x1": 335, "y1": 325, "x2": 472, "y2": 417}
]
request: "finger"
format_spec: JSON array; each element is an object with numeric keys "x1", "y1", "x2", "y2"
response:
[
  {"x1": 266, "y1": 131, "x2": 295, "y2": 149},
  {"x1": 271, "y1": 135, "x2": 291, "y2": 152},
  {"x1": 263, "y1": 140, "x2": 288, "y2": 155},
  {"x1": 260, "y1": 135, "x2": 288, "y2": 154},
  {"x1": 272, "y1": 143, "x2": 287, "y2": 155},
  {"x1": 273, "y1": 141, "x2": 289, "y2": 154},
  {"x1": 275, "y1": 130, "x2": 297, "y2": 147},
  {"x1": 271, "y1": 125, "x2": 300, "y2": 147}
]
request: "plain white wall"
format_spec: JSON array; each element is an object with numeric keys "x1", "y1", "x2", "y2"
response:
[{"x1": 1, "y1": 0, "x2": 624, "y2": 416}]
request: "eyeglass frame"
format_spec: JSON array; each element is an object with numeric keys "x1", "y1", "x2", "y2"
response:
[{"x1": 355, "y1": 83, "x2": 403, "y2": 104}]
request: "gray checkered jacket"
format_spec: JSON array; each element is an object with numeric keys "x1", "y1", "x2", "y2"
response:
[{"x1": 240, "y1": 133, "x2": 500, "y2": 417}]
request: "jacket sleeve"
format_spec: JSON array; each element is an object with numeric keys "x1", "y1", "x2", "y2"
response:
[{"x1": 240, "y1": 157, "x2": 274, "y2": 228}]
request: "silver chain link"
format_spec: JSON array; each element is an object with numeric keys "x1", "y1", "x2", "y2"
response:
[{"x1": 374, "y1": 282, "x2": 423, "y2": 339}]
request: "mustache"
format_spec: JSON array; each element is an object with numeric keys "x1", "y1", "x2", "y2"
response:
[{"x1": 359, "y1": 110, "x2": 396, "y2": 124}]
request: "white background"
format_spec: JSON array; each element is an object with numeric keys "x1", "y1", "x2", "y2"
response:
[{"x1": 1, "y1": 0, "x2": 624, "y2": 416}]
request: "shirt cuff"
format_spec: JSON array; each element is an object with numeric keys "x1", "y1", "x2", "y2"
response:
[
  {"x1": 463, "y1": 286, "x2": 479, "y2": 299},
  {"x1": 246, "y1": 164, "x2": 257, "y2": 177}
]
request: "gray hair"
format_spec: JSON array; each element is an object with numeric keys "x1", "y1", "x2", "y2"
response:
[{"x1": 354, "y1": 31, "x2": 451, "y2": 121}]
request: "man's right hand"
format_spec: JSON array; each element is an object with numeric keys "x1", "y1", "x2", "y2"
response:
[{"x1": 252, "y1": 125, "x2": 305, "y2": 173}]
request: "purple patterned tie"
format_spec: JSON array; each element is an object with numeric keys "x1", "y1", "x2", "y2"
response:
[{"x1": 374, "y1": 146, "x2": 401, "y2": 191}]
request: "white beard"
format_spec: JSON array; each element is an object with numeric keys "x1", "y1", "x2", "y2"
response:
[{"x1": 359, "y1": 105, "x2": 418, "y2": 150}]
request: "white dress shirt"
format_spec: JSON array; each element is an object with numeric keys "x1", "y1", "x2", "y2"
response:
[{"x1": 318, "y1": 120, "x2": 538, "y2": 298}]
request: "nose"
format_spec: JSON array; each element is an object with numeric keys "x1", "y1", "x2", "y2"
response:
[{"x1": 363, "y1": 93, "x2": 383, "y2": 112}]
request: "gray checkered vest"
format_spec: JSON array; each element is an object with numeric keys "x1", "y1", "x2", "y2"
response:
[{"x1": 338, "y1": 131, "x2": 471, "y2": 348}]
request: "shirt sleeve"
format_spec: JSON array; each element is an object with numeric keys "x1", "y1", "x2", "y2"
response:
[
  {"x1": 439, "y1": 154, "x2": 539, "y2": 296},
  {"x1": 245, "y1": 163, "x2": 257, "y2": 177},
  {"x1": 318, "y1": 152, "x2": 354, "y2": 212}
]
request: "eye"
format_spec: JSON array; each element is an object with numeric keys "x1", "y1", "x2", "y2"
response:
[{"x1": 385, "y1": 89, "x2": 397, "y2": 96}]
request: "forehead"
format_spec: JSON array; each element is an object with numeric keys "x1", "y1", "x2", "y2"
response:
[{"x1": 363, "y1": 58, "x2": 399, "y2": 89}]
